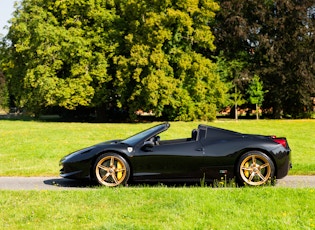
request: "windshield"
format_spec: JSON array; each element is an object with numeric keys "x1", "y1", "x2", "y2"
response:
[{"x1": 122, "y1": 123, "x2": 168, "y2": 146}]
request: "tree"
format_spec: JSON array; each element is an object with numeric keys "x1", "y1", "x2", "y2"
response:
[
  {"x1": 215, "y1": 53, "x2": 247, "y2": 119},
  {"x1": 214, "y1": 0, "x2": 315, "y2": 118},
  {"x1": 0, "y1": 71, "x2": 8, "y2": 110},
  {"x1": 247, "y1": 75, "x2": 265, "y2": 119},
  {"x1": 1, "y1": 0, "x2": 117, "y2": 116},
  {"x1": 255, "y1": 1, "x2": 315, "y2": 118},
  {"x1": 110, "y1": 0, "x2": 227, "y2": 121},
  {"x1": 1, "y1": 0, "x2": 228, "y2": 121}
]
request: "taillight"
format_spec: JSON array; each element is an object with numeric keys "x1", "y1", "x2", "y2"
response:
[{"x1": 272, "y1": 136, "x2": 288, "y2": 148}]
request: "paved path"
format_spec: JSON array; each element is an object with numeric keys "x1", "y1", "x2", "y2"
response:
[
  {"x1": 276, "y1": 175, "x2": 315, "y2": 188},
  {"x1": 0, "y1": 176, "x2": 315, "y2": 190},
  {"x1": 0, "y1": 177, "x2": 92, "y2": 190}
]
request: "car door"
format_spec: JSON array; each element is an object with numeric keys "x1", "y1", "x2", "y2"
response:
[
  {"x1": 132, "y1": 139, "x2": 204, "y2": 181},
  {"x1": 200, "y1": 136, "x2": 243, "y2": 179}
]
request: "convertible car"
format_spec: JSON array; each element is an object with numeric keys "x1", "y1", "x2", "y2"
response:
[{"x1": 60, "y1": 123, "x2": 291, "y2": 187}]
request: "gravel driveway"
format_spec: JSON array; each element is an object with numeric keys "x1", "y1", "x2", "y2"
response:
[{"x1": 0, "y1": 176, "x2": 315, "y2": 190}]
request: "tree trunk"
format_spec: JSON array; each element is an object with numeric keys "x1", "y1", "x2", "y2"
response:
[{"x1": 256, "y1": 104, "x2": 259, "y2": 120}]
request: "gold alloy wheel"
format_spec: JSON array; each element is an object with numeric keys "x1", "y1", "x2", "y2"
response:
[
  {"x1": 95, "y1": 155, "x2": 127, "y2": 187},
  {"x1": 240, "y1": 154, "x2": 271, "y2": 186}
]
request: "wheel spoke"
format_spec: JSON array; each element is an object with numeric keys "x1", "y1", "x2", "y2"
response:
[
  {"x1": 242, "y1": 168, "x2": 252, "y2": 175},
  {"x1": 256, "y1": 170, "x2": 266, "y2": 181},
  {"x1": 101, "y1": 172, "x2": 111, "y2": 181},
  {"x1": 241, "y1": 165, "x2": 250, "y2": 170},
  {"x1": 251, "y1": 155, "x2": 256, "y2": 164},
  {"x1": 110, "y1": 157, "x2": 115, "y2": 167},
  {"x1": 112, "y1": 174, "x2": 119, "y2": 184},
  {"x1": 115, "y1": 168, "x2": 126, "y2": 172},
  {"x1": 248, "y1": 172, "x2": 256, "y2": 182},
  {"x1": 98, "y1": 165, "x2": 110, "y2": 171},
  {"x1": 259, "y1": 163, "x2": 269, "y2": 169}
]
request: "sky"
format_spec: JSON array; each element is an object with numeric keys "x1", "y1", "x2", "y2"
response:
[{"x1": 0, "y1": 0, "x2": 16, "y2": 37}]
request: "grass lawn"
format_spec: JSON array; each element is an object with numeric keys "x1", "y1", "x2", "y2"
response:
[
  {"x1": 0, "y1": 120, "x2": 314, "y2": 229},
  {"x1": 0, "y1": 119, "x2": 314, "y2": 176},
  {"x1": 1, "y1": 187, "x2": 315, "y2": 229}
]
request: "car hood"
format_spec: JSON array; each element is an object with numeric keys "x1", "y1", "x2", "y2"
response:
[
  {"x1": 95, "y1": 139, "x2": 124, "y2": 146},
  {"x1": 60, "y1": 139, "x2": 127, "y2": 162}
]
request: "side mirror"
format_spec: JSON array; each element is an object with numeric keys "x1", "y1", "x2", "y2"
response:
[{"x1": 141, "y1": 141, "x2": 154, "y2": 151}]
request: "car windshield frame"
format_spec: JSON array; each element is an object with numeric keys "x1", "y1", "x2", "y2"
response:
[{"x1": 122, "y1": 123, "x2": 169, "y2": 146}]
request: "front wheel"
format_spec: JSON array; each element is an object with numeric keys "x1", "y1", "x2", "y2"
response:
[
  {"x1": 93, "y1": 153, "x2": 130, "y2": 187},
  {"x1": 237, "y1": 151, "x2": 275, "y2": 186}
]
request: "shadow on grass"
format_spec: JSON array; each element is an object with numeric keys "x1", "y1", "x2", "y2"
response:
[{"x1": 43, "y1": 178, "x2": 240, "y2": 189}]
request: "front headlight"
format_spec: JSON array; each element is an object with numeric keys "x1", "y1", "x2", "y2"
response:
[{"x1": 60, "y1": 147, "x2": 94, "y2": 163}]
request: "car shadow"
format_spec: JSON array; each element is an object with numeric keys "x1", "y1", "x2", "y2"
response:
[
  {"x1": 43, "y1": 178, "x2": 96, "y2": 188},
  {"x1": 43, "y1": 178, "x2": 206, "y2": 189},
  {"x1": 43, "y1": 177, "x2": 243, "y2": 188}
]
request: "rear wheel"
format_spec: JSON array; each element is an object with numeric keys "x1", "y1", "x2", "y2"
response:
[
  {"x1": 93, "y1": 153, "x2": 130, "y2": 187},
  {"x1": 237, "y1": 151, "x2": 275, "y2": 186}
]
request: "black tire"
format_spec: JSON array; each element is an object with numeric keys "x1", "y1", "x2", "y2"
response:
[
  {"x1": 237, "y1": 151, "x2": 275, "y2": 186},
  {"x1": 93, "y1": 153, "x2": 130, "y2": 187}
]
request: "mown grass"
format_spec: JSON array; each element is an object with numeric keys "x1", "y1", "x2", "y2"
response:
[
  {"x1": 1, "y1": 187, "x2": 315, "y2": 229},
  {"x1": 0, "y1": 119, "x2": 313, "y2": 176},
  {"x1": 0, "y1": 120, "x2": 314, "y2": 229},
  {"x1": 0, "y1": 119, "x2": 314, "y2": 176}
]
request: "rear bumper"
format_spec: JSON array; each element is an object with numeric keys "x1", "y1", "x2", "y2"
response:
[{"x1": 276, "y1": 151, "x2": 292, "y2": 179}]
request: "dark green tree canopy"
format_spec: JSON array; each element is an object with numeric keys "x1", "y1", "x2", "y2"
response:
[
  {"x1": 0, "y1": 71, "x2": 8, "y2": 109},
  {"x1": 214, "y1": 0, "x2": 315, "y2": 118}
]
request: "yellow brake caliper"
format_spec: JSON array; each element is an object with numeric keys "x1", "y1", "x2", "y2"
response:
[{"x1": 117, "y1": 161, "x2": 123, "y2": 180}]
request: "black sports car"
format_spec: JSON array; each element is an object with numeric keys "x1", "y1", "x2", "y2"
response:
[{"x1": 60, "y1": 123, "x2": 291, "y2": 187}]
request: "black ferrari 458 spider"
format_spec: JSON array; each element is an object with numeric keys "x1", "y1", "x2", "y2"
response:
[{"x1": 60, "y1": 123, "x2": 291, "y2": 187}]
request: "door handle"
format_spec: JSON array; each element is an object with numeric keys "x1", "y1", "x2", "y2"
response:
[{"x1": 196, "y1": 148, "x2": 204, "y2": 152}]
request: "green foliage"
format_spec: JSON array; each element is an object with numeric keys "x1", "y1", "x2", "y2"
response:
[
  {"x1": 215, "y1": 53, "x2": 247, "y2": 118},
  {"x1": 0, "y1": 72, "x2": 9, "y2": 109},
  {"x1": 247, "y1": 75, "x2": 265, "y2": 106},
  {"x1": 246, "y1": 74, "x2": 266, "y2": 119},
  {"x1": 1, "y1": 0, "x2": 117, "y2": 115},
  {"x1": 112, "y1": 0, "x2": 226, "y2": 121},
  {"x1": 214, "y1": 0, "x2": 315, "y2": 118},
  {"x1": 1, "y1": 0, "x2": 228, "y2": 121}
]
